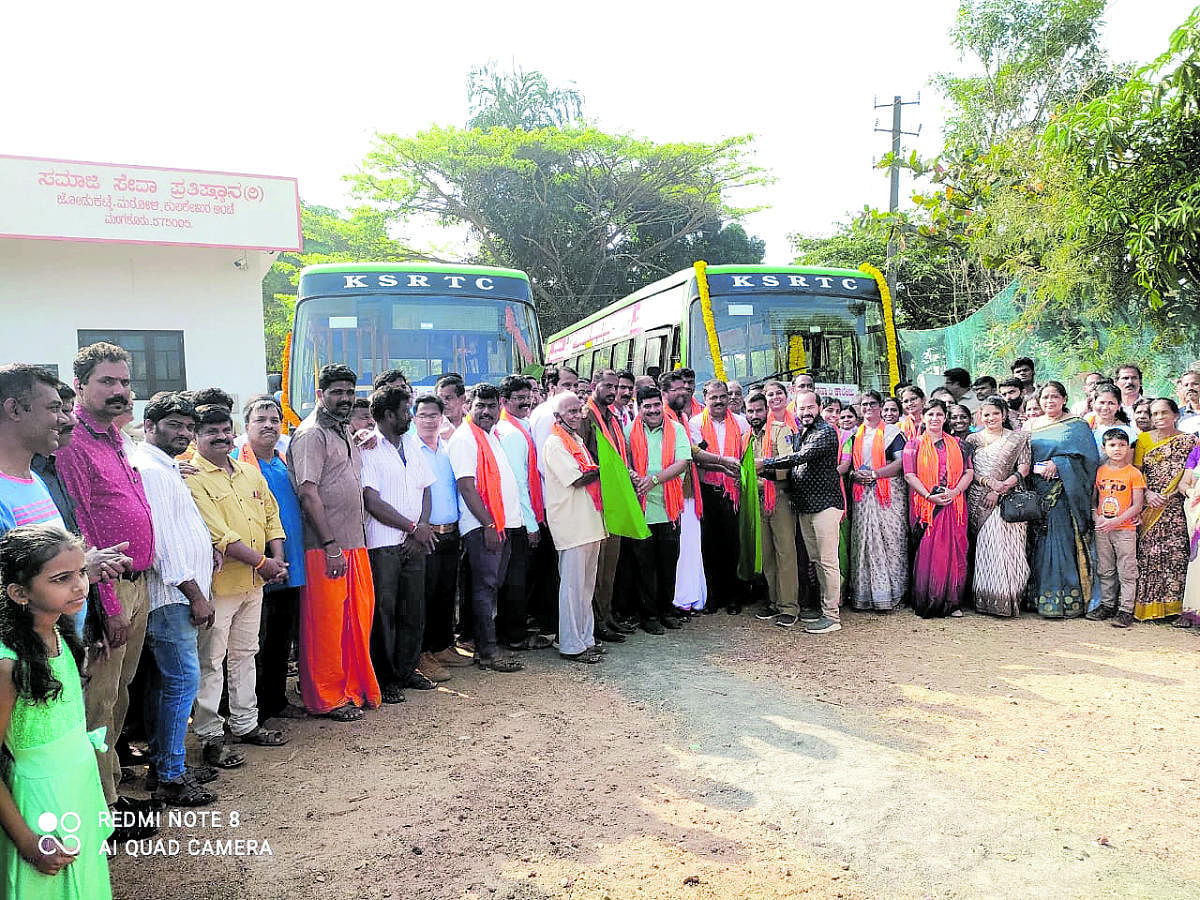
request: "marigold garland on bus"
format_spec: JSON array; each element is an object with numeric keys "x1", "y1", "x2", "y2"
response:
[
  {"x1": 693, "y1": 260, "x2": 726, "y2": 381},
  {"x1": 859, "y1": 262, "x2": 901, "y2": 393}
]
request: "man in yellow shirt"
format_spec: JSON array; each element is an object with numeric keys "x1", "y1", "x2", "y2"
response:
[{"x1": 186, "y1": 404, "x2": 289, "y2": 768}]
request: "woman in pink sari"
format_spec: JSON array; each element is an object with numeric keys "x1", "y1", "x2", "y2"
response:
[{"x1": 903, "y1": 399, "x2": 974, "y2": 618}]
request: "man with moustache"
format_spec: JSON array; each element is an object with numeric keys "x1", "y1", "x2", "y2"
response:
[
  {"x1": 436, "y1": 373, "x2": 467, "y2": 441},
  {"x1": 361, "y1": 384, "x2": 436, "y2": 703},
  {"x1": 579, "y1": 369, "x2": 633, "y2": 641},
  {"x1": 287, "y1": 364, "x2": 381, "y2": 721},
  {"x1": 726, "y1": 380, "x2": 746, "y2": 417},
  {"x1": 236, "y1": 395, "x2": 309, "y2": 723},
  {"x1": 997, "y1": 378, "x2": 1027, "y2": 428},
  {"x1": 614, "y1": 370, "x2": 637, "y2": 429},
  {"x1": 494, "y1": 375, "x2": 550, "y2": 651},
  {"x1": 761, "y1": 389, "x2": 844, "y2": 634},
  {"x1": 447, "y1": 383, "x2": 524, "y2": 672},
  {"x1": 130, "y1": 392, "x2": 219, "y2": 805},
  {"x1": 746, "y1": 392, "x2": 800, "y2": 627},
  {"x1": 689, "y1": 380, "x2": 750, "y2": 614},
  {"x1": 1175, "y1": 369, "x2": 1200, "y2": 436},
  {"x1": 187, "y1": 404, "x2": 289, "y2": 763},
  {"x1": 55, "y1": 343, "x2": 158, "y2": 815},
  {"x1": 529, "y1": 364, "x2": 580, "y2": 459}
]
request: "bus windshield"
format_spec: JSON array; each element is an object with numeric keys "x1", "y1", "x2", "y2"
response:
[
  {"x1": 688, "y1": 292, "x2": 888, "y2": 390},
  {"x1": 290, "y1": 293, "x2": 539, "y2": 417}
]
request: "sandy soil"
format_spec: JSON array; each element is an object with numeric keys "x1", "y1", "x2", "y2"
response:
[{"x1": 109, "y1": 609, "x2": 1200, "y2": 899}]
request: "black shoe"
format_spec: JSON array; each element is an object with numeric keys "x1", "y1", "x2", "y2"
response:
[
  {"x1": 660, "y1": 616, "x2": 683, "y2": 630},
  {"x1": 110, "y1": 797, "x2": 160, "y2": 841},
  {"x1": 755, "y1": 607, "x2": 779, "y2": 620},
  {"x1": 612, "y1": 620, "x2": 639, "y2": 634},
  {"x1": 1086, "y1": 606, "x2": 1116, "y2": 621},
  {"x1": 726, "y1": 603, "x2": 742, "y2": 615},
  {"x1": 594, "y1": 627, "x2": 627, "y2": 643},
  {"x1": 701, "y1": 605, "x2": 718, "y2": 615},
  {"x1": 773, "y1": 614, "x2": 798, "y2": 629},
  {"x1": 1112, "y1": 611, "x2": 1135, "y2": 628},
  {"x1": 641, "y1": 619, "x2": 666, "y2": 635},
  {"x1": 146, "y1": 763, "x2": 218, "y2": 793},
  {"x1": 153, "y1": 772, "x2": 217, "y2": 807},
  {"x1": 404, "y1": 672, "x2": 437, "y2": 690}
]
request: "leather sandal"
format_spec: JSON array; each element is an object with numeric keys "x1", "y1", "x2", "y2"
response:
[{"x1": 202, "y1": 739, "x2": 246, "y2": 769}]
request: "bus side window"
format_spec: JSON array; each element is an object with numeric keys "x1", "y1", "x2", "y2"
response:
[
  {"x1": 669, "y1": 328, "x2": 681, "y2": 370},
  {"x1": 592, "y1": 345, "x2": 611, "y2": 373},
  {"x1": 612, "y1": 339, "x2": 630, "y2": 371},
  {"x1": 643, "y1": 334, "x2": 665, "y2": 373},
  {"x1": 578, "y1": 353, "x2": 593, "y2": 379}
]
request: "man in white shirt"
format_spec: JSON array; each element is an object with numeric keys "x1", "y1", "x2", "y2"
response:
[
  {"x1": 361, "y1": 384, "x2": 436, "y2": 703},
  {"x1": 541, "y1": 392, "x2": 606, "y2": 663},
  {"x1": 1176, "y1": 369, "x2": 1200, "y2": 437},
  {"x1": 129, "y1": 392, "x2": 218, "y2": 807},
  {"x1": 1115, "y1": 363, "x2": 1145, "y2": 421},
  {"x1": 447, "y1": 384, "x2": 524, "y2": 672},
  {"x1": 493, "y1": 376, "x2": 548, "y2": 651},
  {"x1": 688, "y1": 380, "x2": 750, "y2": 614}
]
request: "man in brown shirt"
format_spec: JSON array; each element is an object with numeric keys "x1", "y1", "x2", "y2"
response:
[{"x1": 287, "y1": 364, "x2": 380, "y2": 720}]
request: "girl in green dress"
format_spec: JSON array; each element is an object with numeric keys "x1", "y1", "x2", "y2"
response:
[{"x1": 0, "y1": 524, "x2": 112, "y2": 899}]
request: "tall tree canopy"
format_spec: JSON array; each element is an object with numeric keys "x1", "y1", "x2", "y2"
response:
[{"x1": 467, "y1": 62, "x2": 584, "y2": 130}]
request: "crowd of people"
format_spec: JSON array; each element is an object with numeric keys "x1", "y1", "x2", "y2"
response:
[{"x1": 1, "y1": 341, "x2": 1199, "y2": 897}]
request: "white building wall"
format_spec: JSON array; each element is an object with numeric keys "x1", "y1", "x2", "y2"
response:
[{"x1": 0, "y1": 237, "x2": 275, "y2": 413}]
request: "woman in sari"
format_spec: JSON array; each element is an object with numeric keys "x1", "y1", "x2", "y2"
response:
[
  {"x1": 903, "y1": 400, "x2": 974, "y2": 618},
  {"x1": 848, "y1": 391, "x2": 908, "y2": 610},
  {"x1": 965, "y1": 397, "x2": 1031, "y2": 616},
  {"x1": 1132, "y1": 398, "x2": 1194, "y2": 621},
  {"x1": 1026, "y1": 381, "x2": 1100, "y2": 618},
  {"x1": 1021, "y1": 394, "x2": 1043, "y2": 428},
  {"x1": 899, "y1": 386, "x2": 926, "y2": 440},
  {"x1": 881, "y1": 397, "x2": 902, "y2": 426},
  {"x1": 1176, "y1": 444, "x2": 1200, "y2": 629},
  {"x1": 948, "y1": 403, "x2": 974, "y2": 440}
]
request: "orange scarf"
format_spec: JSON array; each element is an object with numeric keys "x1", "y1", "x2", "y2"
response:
[
  {"x1": 769, "y1": 407, "x2": 799, "y2": 434},
  {"x1": 587, "y1": 398, "x2": 628, "y2": 465},
  {"x1": 901, "y1": 414, "x2": 924, "y2": 441},
  {"x1": 628, "y1": 415, "x2": 684, "y2": 522},
  {"x1": 664, "y1": 405, "x2": 703, "y2": 520},
  {"x1": 689, "y1": 397, "x2": 703, "y2": 418},
  {"x1": 551, "y1": 422, "x2": 601, "y2": 511},
  {"x1": 467, "y1": 419, "x2": 506, "y2": 534},
  {"x1": 912, "y1": 431, "x2": 965, "y2": 528},
  {"x1": 753, "y1": 424, "x2": 783, "y2": 514},
  {"x1": 499, "y1": 410, "x2": 544, "y2": 523},
  {"x1": 235, "y1": 443, "x2": 284, "y2": 469},
  {"x1": 851, "y1": 423, "x2": 891, "y2": 505},
  {"x1": 699, "y1": 408, "x2": 742, "y2": 505}
]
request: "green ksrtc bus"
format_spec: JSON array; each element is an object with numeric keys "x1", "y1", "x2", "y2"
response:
[
  {"x1": 283, "y1": 262, "x2": 541, "y2": 425},
  {"x1": 544, "y1": 265, "x2": 899, "y2": 400}
]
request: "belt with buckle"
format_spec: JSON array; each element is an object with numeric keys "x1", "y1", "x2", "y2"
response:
[
  {"x1": 120, "y1": 570, "x2": 145, "y2": 582},
  {"x1": 430, "y1": 523, "x2": 458, "y2": 534}
]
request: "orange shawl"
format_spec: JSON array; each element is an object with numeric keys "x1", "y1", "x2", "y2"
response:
[
  {"x1": 236, "y1": 443, "x2": 284, "y2": 469},
  {"x1": 629, "y1": 415, "x2": 684, "y2": 522},
  {"x1": 499, "y1": 410, "x2": 544, "y2": 523},
  {"x1": 699, "y1": 408, "x2": 742, "y2": 505},
  {"x1": 664, "y1": 405, "x2": 703, "y2": 520},
  {"x1": 769, "y1": 407, "x2": 799, "y2": 434},
  {"x1": 551, "y1": 422, "x2": 601, "y2": 511},
  {"x1": 851, "y1": 423, "x2": 891, "y2": 505},
  {"x1": 901, "y1": 414, "x2": 925, "y2": 441},
  {"x1": 587, "y1": 398, "x2": 628, "y2": 465},
  {"x1": 912, "y1": 431, "x2": 965, "y2": 528},
  {"x1": 467, "y1": 419, "x2": 506, "y2": 534}
]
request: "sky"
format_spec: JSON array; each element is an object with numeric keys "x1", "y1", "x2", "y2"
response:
[{"x1": 5, "y1": 0, "x2": 1196, "y2": 263}]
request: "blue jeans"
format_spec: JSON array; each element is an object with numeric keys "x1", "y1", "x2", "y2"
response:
[{"x1": 144, "y1": 603, "x2": 199, "y2": 782}]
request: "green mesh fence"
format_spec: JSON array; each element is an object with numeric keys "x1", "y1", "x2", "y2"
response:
[{"x1": 898, "y1": 281, "x2": 1191, "y2": 397}]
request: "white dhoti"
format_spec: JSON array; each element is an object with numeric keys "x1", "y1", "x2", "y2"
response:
[
  {"x1": 673, "y1": 498, "x2": 707, "y2": 611},
  {"x1": 558, "y1": 542, "x2": 599, "y2": 655}
]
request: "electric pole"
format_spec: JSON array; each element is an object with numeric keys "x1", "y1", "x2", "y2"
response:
[{"x1": 874, "y1": 95, "x2": 921, "y2": 292}]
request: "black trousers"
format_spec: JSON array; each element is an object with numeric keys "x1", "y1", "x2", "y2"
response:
[
  {"x1": 527, "y1": 522, "x2": 560, "y2": 635},
  {"x1": 699, "y1": 482, "x2": 747, "y2": 607},
  {"x1": 628, "y1": 521, "x2": 681, "y2": 621},
  {"x1": 462, "y1": 527, "x2": 511, "y2": 660},
  {"x1": 497, "y1": 528, "x2": 531, "y2": 647},
  {"x1": 368, "y1": 545, "x2": 427, "y2": 687},
  {"x1": 256, "y1": 585, "x2": 300, "y2": 722},
  {"x1": 423, "y1": 531, "x2": 460, "y2": 652},
  {"x1": 612, "y1": 538, "x2": 638, "y2": 622}
]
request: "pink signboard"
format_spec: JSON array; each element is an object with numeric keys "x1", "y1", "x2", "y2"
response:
[{"x1": 0, "y1": 154, "x2": 302, "y2": 251}]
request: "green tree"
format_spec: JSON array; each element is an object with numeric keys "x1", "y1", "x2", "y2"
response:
[
  {"x1": 352, "y1": 125, "x2": 768, "y2": 335},
  {"x1": 261, "y1": 203, "x2": 418, "y2": 370},
  {"x1": 467, "y1": 62, "x2": 584, "y2": 130}
]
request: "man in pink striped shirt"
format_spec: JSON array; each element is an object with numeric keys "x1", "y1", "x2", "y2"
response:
[{"x1": 55, "y1": 343, "x2": 157, "y2": 813}]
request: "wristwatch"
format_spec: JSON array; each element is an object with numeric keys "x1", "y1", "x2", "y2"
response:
[{"x1": 651, "y1": 475, "x2": 660, "y2": 486}]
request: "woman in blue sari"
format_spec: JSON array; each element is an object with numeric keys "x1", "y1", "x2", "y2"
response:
[{"x1": 1026, "y1": 381, "x2": 1101, "y2": 617}]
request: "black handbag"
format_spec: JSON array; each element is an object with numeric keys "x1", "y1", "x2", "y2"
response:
[{"x1": 999, "y1": 478, "x2": 1042, "y2": 523}]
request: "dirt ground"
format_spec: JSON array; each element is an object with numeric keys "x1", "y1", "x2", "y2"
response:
[{"x1": 109, "y1": 609, "x2": 1200, "y2": 900}]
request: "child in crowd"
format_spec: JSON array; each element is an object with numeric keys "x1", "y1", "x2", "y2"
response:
[
  {"x1": 0, "y1": 524, "x2": 113, "y2": 898},
  {"x1": 1089, "y1": 430, "x2": 1146, "y2": 628}
]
